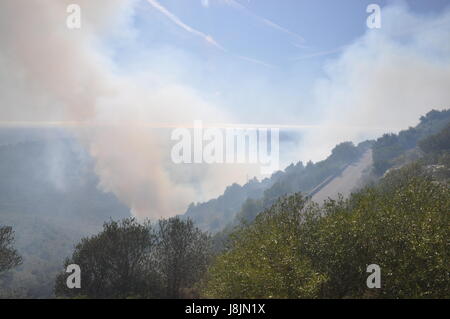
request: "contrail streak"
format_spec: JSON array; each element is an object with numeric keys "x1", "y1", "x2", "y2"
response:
[
  {"x1": 146, "y1": 0, "x2": 274, "y2": 68},
  {"x1": 224, "y1": 0, "x2": 305, "y2": 44}
]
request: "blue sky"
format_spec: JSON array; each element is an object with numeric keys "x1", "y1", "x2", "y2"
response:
[{"x1": 108, "y1": 0, "x2": 450, "y2": 126}]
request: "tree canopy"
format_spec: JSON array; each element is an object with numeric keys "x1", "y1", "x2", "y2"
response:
[
  {"x1": 202, "y1": 164, "x2": 450, "y2": 298},
  {"x1": 0, "y1": 225, "x2": 22, "y2": 274},
  {"x1": 55, "y1": 217, "x2": 211, "y2": 299}
]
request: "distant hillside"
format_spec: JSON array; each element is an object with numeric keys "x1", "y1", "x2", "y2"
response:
[
  {"x1": 203, "y1": 122, "x2": 450, "y2": 299},
  {"x1": 182, "y1": 140, "x2": 370, "y2": 233},
  {"x1": 0, "y1": 135, "x2": 130, "y2": 298},
  {"x1": 372, "y1": 109, "x2": 450, "y2": 175},
  {"x1": 182, "y1": 177, "x2": 274, "y2": 233},
  {"x1": 1, "y1": 109, "x2": 448, "y2": 296},
  {"x1": 183, "y1": 109, "x2": 450, "y2": 235}
]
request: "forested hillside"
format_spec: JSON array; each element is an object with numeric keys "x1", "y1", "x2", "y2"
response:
[
  {"x1": 372, "y1": 109, "x2": 450, "y2": 175},
  {"x1": 182, "y1": 177, "x2": 274, "y2": 233},
  {"x1": 183, "y1": 141, "x2": 370, "y2": 233},
  {"x1": 183, "y1": 109, "x2": 450, "y2": 236},
  {"x1": 202, "y1": 119, "x2": 450, "y2": 298},
  {"x1": 48, "y1": 111, "x2": 450, "y2": 299},
  {"x1": 1, "y1": 110, "x2": 449, "y2": 299},
  {"x1": 202, "y1": 166, "x2": 449, "y2": 298}
]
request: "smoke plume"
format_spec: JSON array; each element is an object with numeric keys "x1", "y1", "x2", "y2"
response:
[
  {"x1": 299, "y1": 3, "x2": 450, "y2": 161},
  {"x1": 0, "y1": 0, "x2": 259, "y2": 219}
]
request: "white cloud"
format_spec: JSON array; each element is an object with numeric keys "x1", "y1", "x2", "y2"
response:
[{"x1": 297, "y1": 4, "x2": 450, "y2": 162}]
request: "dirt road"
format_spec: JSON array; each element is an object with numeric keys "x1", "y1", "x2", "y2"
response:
[{"x1": 312, "y1": 149, "x2": 373, "y2": 204}]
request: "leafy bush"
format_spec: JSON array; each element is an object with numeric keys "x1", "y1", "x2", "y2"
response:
[
  {"x1": 55, "y1": 217, "x2": 211, "y2": 299},
  {"x1": 202, "y1": 194, "x2": 326, "y2": 298},
  {"x1": 0, "y1": 226, "x2": 22, "y2": 274},
  {"x1": 419, "y1": 122, "x2": 450, "y2": 154},
  {"x1": 202, "y1": 165, "x2": 450, "y2": 298}
]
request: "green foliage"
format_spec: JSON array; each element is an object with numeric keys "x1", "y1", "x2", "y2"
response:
[
  {"x1": 155, "y1": 217, "x2": 211, "y2": 298},
  {"x1": 55, "y1": 217, "x2": 211, "y2": 299},
  {"x1": 330, "y1": 142, "x2": 360, "y2": 163},
  {"x1": 306, "y1": 173, "x2": 449, "y2": 298},
  {"x1": 198, "y1": 109, "x2": 449, "y2": 236},
  {"x1": 185, "y1": 140, "x2": 367, "y2": 233},
  {"x1": 202, "y1": 194, "x2": 326, "y2": 298},
  {"x1": 183, "y1": 180, "x2": 270, "y2": 233},
  {"x1": 372, "y1": 109, "x2": 450, "y2": 175},
  {"x1": 202, "y1": 164, "x2": 450, "y2": 299},
  {"x1": 55, "y1": 218, "x2": 159, "y2": 299},
  {"x1": 373, "y1": 134, "x2": 404, "y2": 175},
  {"x1": 227, "y1": 141, "x2": 368, "y2": 233},
  {"x1": 419, "y1": 122, "x2": 450, "y2": 154},
  {"x1": 0, "y1": 225, "x2": 22, "y2": 274}
]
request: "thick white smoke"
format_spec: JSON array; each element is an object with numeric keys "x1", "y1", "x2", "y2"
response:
[
  {"x1": 0, "y1": 0, "x2": 260, "y2": 219},
  {"x1": 299, "y1": 3, "x2": 450, "y2": 161}
]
